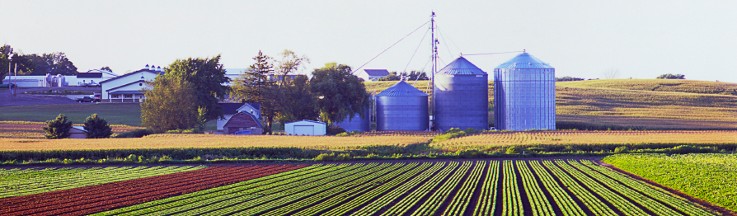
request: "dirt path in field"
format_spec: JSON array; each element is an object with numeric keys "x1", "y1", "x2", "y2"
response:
[
  {"x1": 598, "y1": 161, "x2": 736, "y2": 216},
  {"x1": 0, "y1": 164, "x2": 306, "y2": 216}
]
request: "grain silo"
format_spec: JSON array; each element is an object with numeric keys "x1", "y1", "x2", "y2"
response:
[
  {"x1": 334, "y1": 106, "x2": 370, "y2": 132},
  {"x1": 434, "y1": 56, "x2": 489, "y2": 131},
  {"x1": 493, "y1": 51, "x2": 556, "y2": 131},
  {"x1": 376, "y1": 80, "x2": 428, "y2": 131}
]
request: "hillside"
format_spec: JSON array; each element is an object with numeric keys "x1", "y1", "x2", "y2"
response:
[{"x1": 365, "y1": 79, "x2": 737, "y2": 130}]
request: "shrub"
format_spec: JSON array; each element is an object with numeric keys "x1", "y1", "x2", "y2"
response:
[
  {"x1": 327, "y1": 126, "x2": 346, "y2": 135},
  {"x1": 83, "y1": 114, "x2": 112, "y2": 138},
  {"x1": 43, "y1": 114, "x2": 73, "y2": 139},
  {"x1": 614, "y1": 146, "x2": 629, "y2": 153},
  {"x1": 656, "y1": 73, "x2": 686, "y2": 79},
  {"x1": 113, "y1": 129, "x2": 153, "y2": 138},
  {"x1": 432, "y1": 128, "x2": 471, "y2": 143},
  {"x1": 505, "y1": 146, "x2": 520, "y2": 154},
  {"x1": 313, "y1": 152, "x2": 352, "y2": 161}
]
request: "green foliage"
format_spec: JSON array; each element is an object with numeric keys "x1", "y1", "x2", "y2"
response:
[
  {"x1": 613, "y1": 146, "x2": 629, "y2": 153},
  {"x1": 113, "y1": 128, "x2": 153, "y2": 138},
  {"x1": 141, "y1": 76, "x2": 198, "y2": 133},
  {"x1": 83, "y1": 113, "x2": 112, "y2": 138},
  {"x1": 310, "y1": 63, "x2": 369, "y2": 124},
  {"x1": 196, "y1": 106, "x2": 208, "y2": 133},
  {"x1": 432, "y1": 128, "x2": 473, "y2": 143},
  {"x1": 604, "y1": 154, "x2": 737, "y2": 212},
  {"x1": 164, "y1": 55, "x2": 230, "y2": 120},
  {"x1": 313, "y1": 152, "x2": 352, "y2": 161},
  {"x1": 230, "y1": 50, "x2": 278, "y2": 134},
  {"x1": 378, "y1": 71, "x2": 428, "y2": 81},
  {"x1": 326, "y1": 125, "x2": 346, "y2": 135},
  {"x1": 657, "y1": 73, "x2": 686, "y2": 79},
  {"x1": 276, "y1": 75, "x2": 318, "y2": 122},
  {"x1": 505, "y1": 146, "x2": 520, "y2": 154},
  {"x1": 43, "y1": 114, "x2": 72, "y2": 139},
  {"x1": 555, "y1": 76, "x2": 585, "y2": 82}
]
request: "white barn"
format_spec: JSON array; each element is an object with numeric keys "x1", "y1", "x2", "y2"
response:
[
  {"x1": 76, "y1": 69, "x2": 117, "y2": 86},
  {"x1": 356, "y1": 69, "x2": 389, "y2": 81},
  {"x1": 285, "y1": 120, "x2": 326, "y2": 136},
  {"x1": 100, "y1": 65, "x2": 163, "y2": 102}
]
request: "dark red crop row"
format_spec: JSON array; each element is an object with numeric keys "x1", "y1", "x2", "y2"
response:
[{"x1": 0, "y1": 164, "x2": 306, "y2": 216}]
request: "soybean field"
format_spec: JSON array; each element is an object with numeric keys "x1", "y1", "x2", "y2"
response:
[{"x1": 95, "y1": 160, "x2": 717, "y2": 216}]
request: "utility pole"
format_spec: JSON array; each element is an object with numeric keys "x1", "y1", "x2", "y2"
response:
[
  {"x1": 430, "y1": 11, "x2": 438, "y2": 131},
  {"x1": 7, "y1": 48, "x2": 13, "y2": 95}
]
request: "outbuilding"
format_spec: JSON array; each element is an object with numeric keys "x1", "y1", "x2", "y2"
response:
[
  {"x1": 69, "y1": 126, "x2": 87, "y2": 139},
  {"x1": 285, "y1": 120, "x2": 327, "y2": 136}
]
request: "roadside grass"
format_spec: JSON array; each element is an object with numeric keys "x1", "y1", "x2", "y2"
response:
[{"x1": 0, "y1": 103, "x2": 142, "y2": 126}]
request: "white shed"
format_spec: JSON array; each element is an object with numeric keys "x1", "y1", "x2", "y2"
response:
[{"x1": 285, "y1": 120, "x2": 326, "y2": 136}]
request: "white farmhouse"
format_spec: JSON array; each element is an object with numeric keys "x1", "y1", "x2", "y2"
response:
[
  {"x1": 285, "y1": 120, "x2": 327, "y2": 136},
  {"x1": 356, "y1": 69, "x2": 389, "y2": 81},
  {"x1": 100, "y1": 65, "x2": 163, "y2": 102}
]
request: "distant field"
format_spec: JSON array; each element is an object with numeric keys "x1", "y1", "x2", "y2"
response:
[
  {"x1": 0, "y1": 133, "x2": 433, "y2": 151},
  {"x1": 0, "y1": 103, "x2": 142, "y2": 126},
  {"x1": 604, "y1": 154, "x2": 737, "y2": 212},
  {"x1": 432, "y1": 130, "x2": 737, "y2": 151},
  {"x1": 365, "y1": 79, "x2": 737, "y2": 129}
]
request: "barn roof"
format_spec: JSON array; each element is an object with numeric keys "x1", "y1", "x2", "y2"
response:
[
  {"x1": 363, "y1": 69, "x2": 390, "y2": 76},
  {"x1": 223, "y1": 112, "x2": 262, "y2": 129}
]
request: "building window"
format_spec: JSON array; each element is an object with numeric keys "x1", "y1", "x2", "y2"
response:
[{"x1": 139, "y1": 83, "x2": 143, "y2": 86}]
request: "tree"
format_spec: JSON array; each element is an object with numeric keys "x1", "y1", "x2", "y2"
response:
[
  {"x1": 164, "y1": 55, "x2": 230, "y2": 120},
  {"x1": 556, "y1": 76, "x2": 585, "y2": 82},
  {"x1": 231, "y1": 50, "x2": 279, "y2": 134},
  {"x1": 274, "y1": 49, "x2": 309, "y2": 86},
  {"x1": 378, "y1": 72, "x2": 400, "y2": 81},
  {"x1": 43, "y1": 114, "x2": 73, "y2": 139},
  {"x1": 141, "y1": 76, "x2": 198, "y2": 133},
  {"x1": 83, "y1": 114, "x2": 113, "y2": 138},
  {"x1": 310, "y1": 63, "x2": 369, "y2": 124},
  {"x1": 44, "y1": 52, "x2": 78, "y2": 75},
  {"x1": 196, "y1": 106, "x2": 208, "y2": 132},
  {"x1": 100, "y1": 66, "x2": 112, "y2": 72},
  {"x1": 657, "y1": 73, "x2": 686, "y2": 79},
  {"x1": 378, "y1": 71, "x2": 428, "y2": 81},
  {"x1": 277, "y1": 75, "x2": 318, "y2": 122}
]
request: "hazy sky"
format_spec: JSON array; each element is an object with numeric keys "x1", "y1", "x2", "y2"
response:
[{"x1": 2, "y1": 0, "x2": 736, "y2": 82}]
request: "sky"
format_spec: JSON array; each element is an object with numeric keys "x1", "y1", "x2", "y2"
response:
[{"x1": 1, "y1": 0, "x2": 736, "y2": 82}]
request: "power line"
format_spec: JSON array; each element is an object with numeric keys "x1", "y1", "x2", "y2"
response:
[
  {"x1": 352, "y1": 20, "x2": 431, "y2": 74},
  {"x1": 403, "y1": 27, "x2": 430, "y2": 73},
  {"x1": 461, "y1": 50, "x2": 525, "y2": 56}
]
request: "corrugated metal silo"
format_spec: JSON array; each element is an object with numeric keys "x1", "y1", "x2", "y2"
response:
[
  {"x1": 434, "y1": 56, "x2": 489, "y2": 131},
  {"x1": 334, "y1": 106, "x2": 370, "y2": 132},
  {"x1": 494, "y1": 52, "x2": 556, "y2": 131},
  {"x1": 376, "y1": 80, "x2": 429, "y2": 131}
]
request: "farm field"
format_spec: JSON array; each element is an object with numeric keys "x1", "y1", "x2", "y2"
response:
[
  {"x1": 0, "y1": 133, "x2": 433, "y2": 151},
  {"x1": 0, "y1": 165, "x2": 202, "y2": 198},
  {"x1": 604, "y1": 154, "x2": 737, "y2": 212},
  {"x1": 0, "y1": 164, "x2": 305, "y2": 216},
  {"x1": 0, "y1": 103, "x2": 143, "y2": 126},
  {"x1": 90, "y1": 160, "x2": 718, "y2": 216},
  {"x1": 433, "y1": 130, "x2": 737, "y2": 151}
]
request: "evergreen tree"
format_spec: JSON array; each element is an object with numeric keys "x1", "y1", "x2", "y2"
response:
[
  {"x1": 231, "y1": 50, "x2": 279, "y2": 134},
  {"x1": 43, "y1": 114, "x2": 73, "y2": 139},
  {"x1": 83, "y1": 114, "x2": 113, "y2": 138}
]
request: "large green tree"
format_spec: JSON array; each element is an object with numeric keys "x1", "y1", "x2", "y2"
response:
[
  {"x1": 83, "y1": 114, "x2": 113, "y2": 138},
  {"x1": 274, "y1": 49, "x2": 309, "y2": 86},
  {"x1": 277, "y1": 75, "x2": 318, "y2": 122},
  {"x1": 310, "y1": 63, "x2": 369, "y2": 124},
  {"x1": 141, "y1": 76, "x2": 198, "y2": 133},
  {"x1": 164, "y1": 55, "x2": 230, "y2": 120},
  {"x1": 43, "y1": 114, "x2": 73, "y2": 139},
  {"x1": 231, "y1": 50, "x2": 278, "y2": 134}
]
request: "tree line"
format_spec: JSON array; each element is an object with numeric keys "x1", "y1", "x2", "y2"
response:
[
  {"x1": 0, "y1": 44, "x2": 78, "y2": 84},
  {"x1": 141, "y1": 50, "x2": 368, "y2": 134}
]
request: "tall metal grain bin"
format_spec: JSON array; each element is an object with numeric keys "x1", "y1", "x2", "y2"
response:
[
  {"x1": 434, "y1": 56, "x2": 489, "y2": 131},
  {"x1": 494, "y1": 52, "x2": 556, "y2": 131},
  {"x1": 334, "y1": 106, "x2": 370, "y2": 132},
  {"x1": 376, "y1": 80, "x2": 429, "y2": 131}
]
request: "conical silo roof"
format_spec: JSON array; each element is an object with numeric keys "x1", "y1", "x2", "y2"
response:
[
  {"x1": 438, "y1": 56, "x2": 487, "y2": 75},
  {"x1": 496, "y1": 52, "x2": 553, "y2": 69},
  {"x1": 376, "y1": 80, "x2": 427, "y2": 97}
]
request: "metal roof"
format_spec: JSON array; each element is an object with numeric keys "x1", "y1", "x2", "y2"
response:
[
  {"x1": 77, "y1": 72, "x2": 103, "y2": 78},
  {"x1": 108, "y1": 90, "x2": 144, "y2": 94},
  {"x1": 376, "y1": 80, "x2": 428, "y2": 97},
  {"x1": 438, "y1": 56, "x2": 487, "y2": 75},
  {"x1": 496, "y1": 52, "x2": 553, "y2": 69},
  {"x1": 363, "y1": 69, "x2": 390, "y2": 76}
]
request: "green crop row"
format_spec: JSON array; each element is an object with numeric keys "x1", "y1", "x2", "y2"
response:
[{"x1": 94, "y1": 160, "x2": 717, "y2": 215}]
